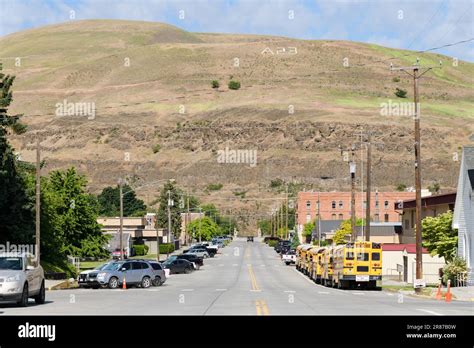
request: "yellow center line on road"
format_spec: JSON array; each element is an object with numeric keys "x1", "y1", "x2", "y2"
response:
[
  {"x1": 255, "y1": 300, "x2": 269, "y2": 315},
  {"x1": 248, "y1": 264, "x2": 270, "y2": 315},
  {"x1": 247, "y1": 264, "x2": 260, "y2": 291}
]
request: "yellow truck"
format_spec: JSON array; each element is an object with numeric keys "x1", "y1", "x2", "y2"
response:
[
  {"x1": 296, "y1": 244, "x2": 314, "y2": 274},
  {"x1": 321, "y1": 247, "x2": 335, "y2": 287},
  {"x1": 331, "y1": 241, "x2": 382, "y2": 289}
]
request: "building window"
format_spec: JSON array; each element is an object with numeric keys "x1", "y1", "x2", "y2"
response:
[
  {"x1": 332, "y1": 201, "x2": 336, "y2": 209},
  {"x1": 375, "y1": 200, "x2": 379, "y2": 209},
  {"x1": 384, "y1": 214, "x2": 389, "y2": 222},
  {"x1": 384, "y1": 200, "x2": 389, "y2": 209},
  {"x1": 339, "y1": 201, "x2": 343, "y2": 209},
  {"x1": 363, "y1": 201, "x2": 367, "y2": 209},
  {"x1": 374, "y1": 214, "x2": 380, "y2": 222},
  {"x1": 410, "y1": 210, "x2": 415, "y2": 228},
  {"x1": 306, "y1": 200, "x2": 311, "y2": 210},
  {"x1": 306, "y1": 214, "x2": 311, "y2": 223},
  {"x1": 338, "y1": 214, "x2": 343, "y2": 220},
  {"x1": 331, "y1": 214, "x2": 337, "y2": 220}
]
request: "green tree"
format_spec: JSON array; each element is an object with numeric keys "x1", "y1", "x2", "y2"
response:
[
  {"x1": 428, "y1": 182, "x2": 441, "y2": 194},
  {"x1": 40, "y1": 168, "x2": 108, "y2": 261},
  {"x1": 156, "y1": 181, "x2": 182, "y2": 238},
  {"x1": 97, "y1": 184, "x2": 146, "y2": 217},
  {"x1": 291, "y1": 233, "x2": 300, "y2": 249},
  {"x1": 396, "y1": 183, "x2": 407, "y2": 192},
  {"x1": 258, "y1": 220, "x2": 271, "y2": 236},
  {"x1": 303, "y1": 221, "x2": 315, "y2": 237},
  {"x1": 0, "y1": 63, "x2": 34, "y2": 244},
  {"x1": 186, "y1": 216, "x2": 219, "y2": 241},
  {"x1": 422, "y1": 211, "x2": 457, "y2": 262},
  {"x1": 333, "y1": 218, "x2": 365, "y2": 245},
  {"x1": 211, "y1": 80, "x2": 220, "y2": 89}
]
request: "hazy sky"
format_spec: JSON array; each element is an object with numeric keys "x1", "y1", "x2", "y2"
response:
[{"x1": 1, "y1": 0, "x2": 473, "y2": 61}]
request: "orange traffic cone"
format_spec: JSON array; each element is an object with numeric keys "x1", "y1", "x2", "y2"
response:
[
  {"x1": 122, "y1": 275, "x2": 127, "y2": 290},
  {"x1": 435, "y1": 282, "x2": 442, "y2": 300},
  {"x1": 445, "y1": 280, "x2": 452, "y2": 303}
]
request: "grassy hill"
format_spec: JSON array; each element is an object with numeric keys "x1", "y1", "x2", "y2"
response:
[{"x1": 1, "y1": 20, "x2": 472, "y2": 228}]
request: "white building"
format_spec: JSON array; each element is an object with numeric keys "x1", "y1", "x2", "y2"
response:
[
  {"x1": 382, "y1": 244, "x2": 445, "y2": 285},
  {"x1": 452, "y1": 146, "x2": 474, "y2": 285}
]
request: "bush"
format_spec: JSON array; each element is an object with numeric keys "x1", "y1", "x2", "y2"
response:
[
  {"x1": 228, "y1": 80, "x2": 241, "y2": 90},
  {"x1": 267, "y1": 240, "x2": 279, "y2": 248},
  {"x1": 395, "y1": 87, "x2": 407, "y2": 98},
  {"x1": 392, "y1": 77, "x2": 400, "y2": 83},
  {"x1": 211, "y1": 80, "x2": 220, "y2": 89},
  {"x1": 159, "y1": 243, "x2": 175, "y2": 254},
  {"x1": 41, "y1": 260, "x2": 78, "y2": 279},
  {"x1": 133, "y1": 244, "x2": 149, "y2": 256},
  {"x1": 207, "y1": 183, "x2": 223, "y2": 191},
  {"x1": 442, "y1": 257, "x2": 467, "y2": 286},
  {"x1": 152, "y1": 144, "x2": 161, "y2": 154}
]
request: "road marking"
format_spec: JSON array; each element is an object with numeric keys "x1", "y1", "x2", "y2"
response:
[
  {"x1": 232, "y1": 264, "x2": 238, "y2": 266},
  {"x1": 284, "y1": 290, "x2": 296, "y2": 293},
  {"x1": 386, "y1": 293, "x2": 394, "y2": 296},
  {"x1": 417, "y1": 309, "x2": 443, "y2": 316},
  {"x1": 318, "y1": 291, "x2": 330, "y2": 294},
  {"x1": 146, "y1": 288, "x2": 161, "y2": 292},
  {"x1": 250, "y1": 289, "x2": 262, "y2": 292},
  {"x1": 181, "y1": 289, "x2": 194, "y2": 292},
  {"x1": 248, "y1": 265, "x2": 261, "y2": 291},
  {"x1": 352, "y1": 292, "x2": 365, "y2": 296},
  {"x1": 256, "y1": 300, "x2": 269, "y2": 316},
  {"x1": 260, "y1": 265, "x2": 266, "y2": 267},
  {"x1": 216, "y1": 288, "x2": 227, "y2": 291}
]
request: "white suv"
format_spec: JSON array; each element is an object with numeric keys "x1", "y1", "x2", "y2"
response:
[{"x1": 0, "y1": 252, "x2": 45, "y2": 307}]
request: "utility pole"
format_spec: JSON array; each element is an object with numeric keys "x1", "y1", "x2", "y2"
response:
[
  {"x1": 118, "y1": 178, "x2": 124, "y2": 261},
  {"x1": 391, "y1": 59, "x2": 441, "y2": 293},
  {"x1": 35, "y1": 138, "x2": 41, "y2": 264},
  {"x1": 280, "y1": 202, "x2": 284, "y2": 239},
  {"x1": 198, "y1": 206, "x2": 202, "y2": 243},
  {"x1": 270, "y1": 211, "x2": 274, "y2": 237},
  {"x1": 350, "y1": 157, "x2": 356, "y2": 242},
  {"x1": 285, "y1": 185, "x2": 289, "y2": 240},
  {"x1": 365, "y1": 132, "x2": 372, "y2": 242},
  {"x1": 317, "y1": 191, "x2": 322, "y2": 247},
  {"x1": 167, "y1": 190, "x2": 173, "y2": 258},
  {"x1": 186, "y1": 192, "x2": 190, "y2": 245}
]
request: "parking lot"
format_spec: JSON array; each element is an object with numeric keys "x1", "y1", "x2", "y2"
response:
[{"x1": 0, "y1": 238, "x2": 472, "y2": 316}]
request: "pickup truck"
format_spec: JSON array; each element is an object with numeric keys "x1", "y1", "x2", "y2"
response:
[{"x1": 282, "y1": 250, "x2": 296, "y2": 265}]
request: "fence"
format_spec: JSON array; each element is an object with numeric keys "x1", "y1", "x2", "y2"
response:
[
  {"x1": 411, "y1": 261, "x2": 442, "y2": 285},
  {"x1": 67, "y1": 255, "x2": 80, "y2": 272}
]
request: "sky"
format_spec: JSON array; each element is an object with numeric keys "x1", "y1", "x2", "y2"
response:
[{"x1": 0, "y1": 0, "x2": 473, "y2": 61}]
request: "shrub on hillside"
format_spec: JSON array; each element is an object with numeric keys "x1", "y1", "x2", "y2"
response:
[{"x1": 228, "y1": 80, "x2": 241, "y2": 90}]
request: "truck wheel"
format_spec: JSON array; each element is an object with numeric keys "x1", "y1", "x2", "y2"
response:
[
  {"x1": 34, "y1": 281, "x2": 46, "y2": 304},
  {"x1": 17, "y1": 283, "x2": 29, "y2": 307}
]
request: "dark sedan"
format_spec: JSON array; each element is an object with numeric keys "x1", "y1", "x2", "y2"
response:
[{"x1": 162, "y1": 259, "x2": 194, "y2": 274}]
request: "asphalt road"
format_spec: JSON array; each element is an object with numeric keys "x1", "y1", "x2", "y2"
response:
[{"x1": 0, "y1": 239, "x2": 472, "y2": 315}]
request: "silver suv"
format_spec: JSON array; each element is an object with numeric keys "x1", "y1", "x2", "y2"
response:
[
  {"x1": 0, "y1": 252, "x2": 45, "y2": 307},
  {"x1": 96, "y1": 260, "x2": 156, "y2": 289}
]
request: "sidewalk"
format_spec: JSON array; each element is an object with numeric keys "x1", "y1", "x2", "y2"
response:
[{"x1": 449, "y1": 286, "x2": 474, "y2": 302}]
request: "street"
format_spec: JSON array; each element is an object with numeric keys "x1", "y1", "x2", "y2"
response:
[{"x1": 0, "y1": 239, "x2": 472, "y2": 316}]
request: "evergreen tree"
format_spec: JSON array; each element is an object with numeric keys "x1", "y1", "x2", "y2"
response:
[
  {"x1": 0, "y1": 63, "x2": 34, "y2": 243},
  {"x1": 97, "y1": 184, "x2": 146, "y2": 217},
  {"x1": 156, "y1": 181, "x2": 182, "y2": 238}
]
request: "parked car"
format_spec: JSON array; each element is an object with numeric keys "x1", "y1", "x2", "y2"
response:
[
  {"x1": 0, "y1": 252, "x2": 45, "y2": 307},
  {"x1": 275, "y1": 240, "x2": 291, "y2": 253},
  {"x1": 162, "y1": 259, "x2": 194, "y2": 274},
  {"x1": 146, "y1": 261, "x2": 168, "y2": 286},
  {"x1": 184, "y1": 246, "x2": 212, "y2": 258},
  {"x1": 112, "y1": 248, "x2": 128, "y2": 260},
  {"x1": 96, "y1": 260, "x2": 155, "y2": 289},
  {"x1": 247, "y1": 236, "x2": 254, "y2": 242},
  {"x1": 78, "y1": 262, "x2": 111, "y2": 289},
  {"x1": 282, "y1": 250, "x2": 297, "y2": 265},
  {"x1": 176, "y1": 254, "x2": 204, "y2": 269}
]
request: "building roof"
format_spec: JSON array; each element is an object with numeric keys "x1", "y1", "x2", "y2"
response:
[
  {"x1": 312, "y1": 220, "x2": 344, "y2": 237},
  {"x1": 395, "y1": 192, "x2": 456, "y2": 210},
  {"x1": 355, "y1": 223, "x2": 402, "y2": 236},
  {"x1": 382, "y1": 243, "x2": 428, "y2": 254}
]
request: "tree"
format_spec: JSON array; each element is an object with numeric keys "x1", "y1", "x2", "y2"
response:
[
  {"x1": 97, "y1": 184, "x2": 146, "y2": 217},
  {"x1": 428, "y1": 182, "x2": 441, "y2": 194},
  {"x1": 332, "y1": 219, "x2": 365, "y2": 245},
  {"x1": 0, "y1": 63, "x2": 34, "y2": 244},
  {"x1": 258, "y1": 220, "x2": 271, "y2": 236},
  {"x1": 395, "y1": 87, "x2": 407, "y2": 98},
  {"x1": 211, "y1": 80, "x2": 220, "y2": 89},
  {"x1": 396, "y1": 183, "x2": 407, "y2": 192},
  {"x1": 156, "y1": 181, "x2": 182, "y2": 238},
  {"x1": 40, "y1": 168, "x2": 108, "y2": 262},
  {"x1": 291, "y1": 233, "x2": 300, "y2": 249},
  {"x1": 303, "y1": 221, "x2": 315, "y2": 237},
  {"x1": 186, "y1": 217, "x2": 219, "y2": 241},
  {"x1": 422, "y1": 210, "x2": 457, "y2": 262},
  {"x1": 228, "y1": 80, "x2": 241, "y2": 90}
]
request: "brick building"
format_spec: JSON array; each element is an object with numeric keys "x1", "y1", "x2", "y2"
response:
[{"x1": 296, "y1": 191, "x2": 416, "y2": 231}]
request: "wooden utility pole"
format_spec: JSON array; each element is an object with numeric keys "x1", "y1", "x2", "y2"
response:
[
  {"x1": 285, "y1": 185, "x2": 289, "y2": 240},
  {"x1": 280, "y1": 201, "x2": 284, "y2": 239},
  {"x1": 350, "y1": 156, "x2": 356, "y2": 242},
  {"x1": 119, "y1": 179, "x2": 124, "y2": 261},
  {"x1": 365, "y1": 132, "x2": 372, "y2": 242},
  {"x1": 35, "y1": 138, "x2": 41, "y2": 264},
  {"x1": 270, "y1": 211, "x2": 274, "y2": 237},
  {"x1": 186, "y1": 193, "x2": 190, "y2": 245},
  {"x1": 390, "y1": 59, "x2": 441, "y2": 293},
  {"x1": 317, "y1": 191, "x2": 322, "y2": 247}
]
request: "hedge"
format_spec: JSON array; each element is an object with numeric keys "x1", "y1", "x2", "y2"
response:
[
  {"x1": 159, "y1": 243, "x2": 175, "y2": 254},
  {"x1": 133, "y1": 244, "x2": 149, "y2": 256},
  {"x1": 267, "y1": 240, "x2": 279, "y2": 248}
]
